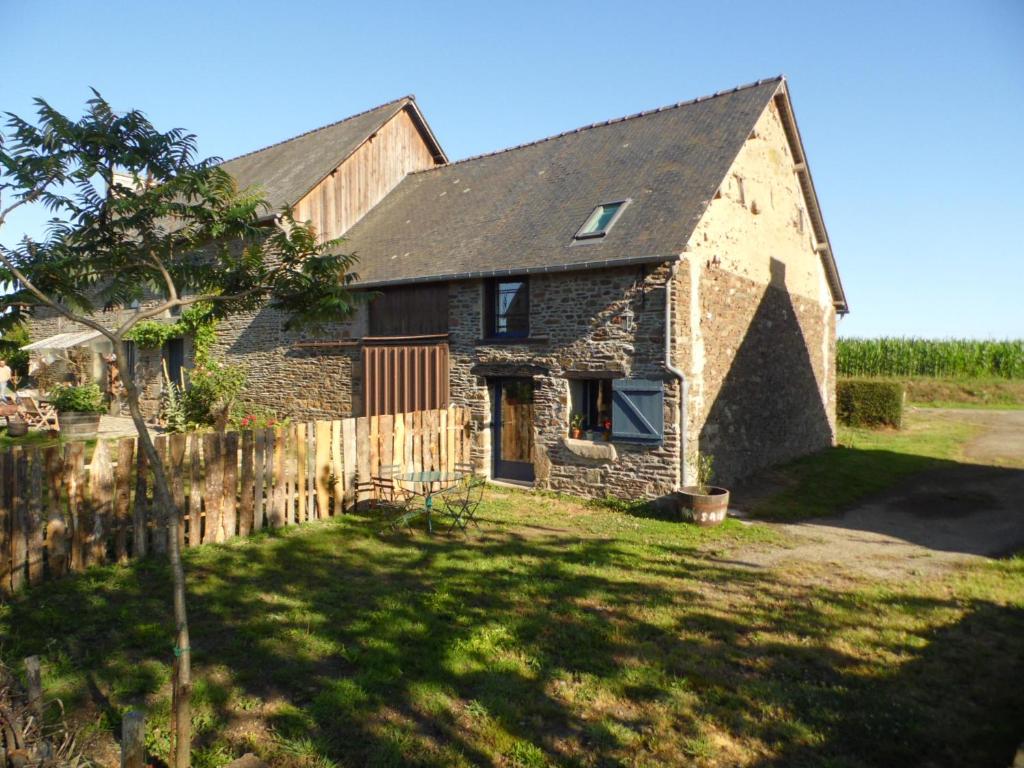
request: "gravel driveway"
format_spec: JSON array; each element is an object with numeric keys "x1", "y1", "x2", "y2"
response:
[{"x1": 742, "y1": 409, "x2": 1024, "y2": 580}]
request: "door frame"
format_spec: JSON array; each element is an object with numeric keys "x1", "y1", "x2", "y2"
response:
[{"x1": 490, "y1": 377, "x2": 536, "y2": 483}]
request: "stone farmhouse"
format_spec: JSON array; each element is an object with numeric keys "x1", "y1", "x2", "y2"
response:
[{"x1": 26, "y1": 76, "x2": 847, "y2": 499}]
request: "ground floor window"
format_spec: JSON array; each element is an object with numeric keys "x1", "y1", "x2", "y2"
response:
[{"x1": 569, "y1": 378, "x2": 613, "y2": 436}]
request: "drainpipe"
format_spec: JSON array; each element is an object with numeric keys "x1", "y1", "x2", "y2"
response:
[{"x1": 665, "y1": 259, "x2": 688, "y2": 491}]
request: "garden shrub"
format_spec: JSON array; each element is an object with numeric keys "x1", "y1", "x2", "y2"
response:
[
  {"x1": 837, "y1": 379, "x2": 904, "y2": 428},
  {"x1": 51, "y1": 383, "x2": 106, "y2": 413}
]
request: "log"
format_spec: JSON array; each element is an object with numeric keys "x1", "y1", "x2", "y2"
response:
[
  {"x1": 113, "y1": 438, "x2": 134, "y2": 564},
  {"x1": 88, "y1": 441, "x2": 114, "y2": 565},
  {"x1": 188, "y1": 433, "x2": 202, "y2": 546},
  {"x1": 202, "y1": 433, "x2": 223, "y2": 543},
  {"x1": 26, "y1": 449, "x2": 45, "y2": 585},
  {"x1": 222, "y1": 432, "x2": 239, "y2": 539},
  {"x1": 24, "y1": 656, "x2": 42, "y2": 718},
  {"x1": 239, "y1": 430, "x2": 254, "y2": 537},
  {"x1": 121, "y1": 710, "x2": 145, "y2": 768},
  {"x1": 66, "y1": 443, "x2": 87, "y2": 567}
]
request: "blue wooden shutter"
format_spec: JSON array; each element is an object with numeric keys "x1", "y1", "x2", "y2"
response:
[{"x1": 611, "y1": 378, "x2": 664, "y2": 443}]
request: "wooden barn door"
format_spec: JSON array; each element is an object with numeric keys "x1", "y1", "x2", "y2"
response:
[{"x1": 363, "y1": 343, "x2": 449, "y2": 417}]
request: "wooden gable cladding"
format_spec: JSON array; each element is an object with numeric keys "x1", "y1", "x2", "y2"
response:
[{"x1": 293, "y1": 107, "x2": 440, "y2": 242}]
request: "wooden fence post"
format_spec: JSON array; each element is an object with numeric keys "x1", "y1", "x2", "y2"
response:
[
  {"x1": 239, "y1": 430, "x2": 254, "y2": 537},
  {"x1": 89, "y1": 441, "x2": 113, "y2": 566},
  {"x1": 331, "y1": 420, "x2": 343, "y2": 516},
  {"x1": 121, "y1": 710, "x2": 145, "y2": 768},
  {"x1": 113, "y1": 438, "x2": 134, "y2": 564},
  {"x1": 0, "y1": 452, "x2": 11, "y2": 596},
  {"x1": 342, "y1": 418, "x2": 357, "y2": 512},
  {"x1": 314, "y1": 421, "x2": 331, "y2": 518},
  {"x1": 151, "y1": 437, "x2": 168, "y2": 557},
  {"x1": 26, "y1": 450, "x2": 45, "y2": 585},
  {"x1": 24, "y1": 655, "x2": 42, "y2": 718},
  {"x1": 169, "y1": 434, "x2": 187, "y2": 552},
  {"x1": 11, "y1": 448, "x2": 26, "y2": 592},
  {"x1": 132, "y1": 444, "x2": 148, "y2": 559},
  {"x1": 222, "y1": 432, "x2": 239, "y2": 539},
  {"x1": 253, "y1": 430, "x2": 266, "y2": 531},
  {"x1": 271, "y1": 428, "x2": 286, "y2": 527},
  {"x1": 188, "y1": 433, "x2": 202, "y2": 546},
  {"x1": 202, "y1": 433, "x2": 223, "y2": 543}
]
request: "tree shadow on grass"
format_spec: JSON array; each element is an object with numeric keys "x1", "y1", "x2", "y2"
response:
[{"x1": 2, "y1": 510, "x2": 1023, "y2": 767}]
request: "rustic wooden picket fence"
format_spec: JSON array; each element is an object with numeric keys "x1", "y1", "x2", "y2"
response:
[{"x1": 0, "y1": 406, "x2": 472, "y2": 595}]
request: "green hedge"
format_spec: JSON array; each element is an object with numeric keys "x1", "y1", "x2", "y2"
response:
[{"x1": 837, "y1": 379, "x2": 904, "y2": 428}]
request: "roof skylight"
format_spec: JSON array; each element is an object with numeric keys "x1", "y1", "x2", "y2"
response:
[{"x1": 574, "y1": 200, "x2": 629, "y2": 240}]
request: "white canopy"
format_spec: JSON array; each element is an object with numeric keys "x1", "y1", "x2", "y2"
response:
[{"x1": 21, "y1": 329, "x2": 110, "y2": 351}]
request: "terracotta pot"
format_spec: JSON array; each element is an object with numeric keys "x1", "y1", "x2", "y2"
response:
[
  {"x1": 674, "y1": 486, "x2": 730, "y2": 526},
  {"x1": 59, "y1": 411, "x2": 102, "y2": 440},
  {"x1": 570, "y1": 428, "x2": 582, "y2": 439}
]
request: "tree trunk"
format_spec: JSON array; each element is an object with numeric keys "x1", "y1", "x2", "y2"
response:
[{"x1": 115, "y1": 342, "x2": 192, "y2": 768}]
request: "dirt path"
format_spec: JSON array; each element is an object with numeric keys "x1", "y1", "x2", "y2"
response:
[{"x1": 743, "y1": 409, "x2": 1024, "y2": 580}]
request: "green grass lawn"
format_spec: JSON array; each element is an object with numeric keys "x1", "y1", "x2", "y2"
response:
[
  {"x1": 3, "y1": 485, "x2": 1023, "y2": 767},
  {"x1": 748, "y1": 410, "x2": 979, "y2": 521}
]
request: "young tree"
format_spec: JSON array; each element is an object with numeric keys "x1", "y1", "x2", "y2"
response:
[{"x1": 0, "y1": 92, "x2": 362, "y2": 767}]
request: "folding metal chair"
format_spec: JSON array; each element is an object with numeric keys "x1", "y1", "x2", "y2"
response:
[
  {"x1": 372, "y1": 464, "x2": 416, "y2": 533},
  {"x1": 438, "y1": 470, "x2": 485, "y2": 534}
]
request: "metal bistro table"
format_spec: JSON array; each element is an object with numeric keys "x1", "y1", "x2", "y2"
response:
[{"x1": 394, "y1": 470, "x2": 465, "y2": 533}]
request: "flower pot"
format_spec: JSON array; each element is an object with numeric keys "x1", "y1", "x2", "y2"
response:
[
  {"x1": 674, "y1": 486, "x2": 730, "y2": 526},
  {"x1": 5, "y1": 418, "x2": 28, "y2": 437},
  {"x1": 570, "y1": 428, "x2": 582, "y2": 439},
  {"x1": 59, "y1": 411, "x2": 102, "y2": 440}
]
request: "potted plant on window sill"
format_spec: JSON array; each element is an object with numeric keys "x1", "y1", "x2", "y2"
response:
[
  {"x1": 52, "y1": 382, "x2": 106, "y2": 439},
  {"x1": 675, "y1": 452, "x2": 730, "y2": 526},
  {"x1": 569, "y1": 412, "x2": 584, "y2": 439}
]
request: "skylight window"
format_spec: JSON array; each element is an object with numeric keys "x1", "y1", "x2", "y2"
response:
[{"x1": 574, "y1": 200, "x2": 629, "y2": 240}]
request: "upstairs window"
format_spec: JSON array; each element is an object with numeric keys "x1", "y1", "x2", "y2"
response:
[
  {"x1": 485, "y1": 278, "x2": 529, "y2": 338},
  {"x1": 574, "y1": 200, "x2": 629, "y2": 240}
]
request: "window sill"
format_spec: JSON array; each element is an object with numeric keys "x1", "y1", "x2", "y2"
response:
[
  {"x1": 562, "y1": 437, "x2": 617, "y2": 462},
  {"x1": 476, "y1": 336, "x2": 550, "y2": 346}
]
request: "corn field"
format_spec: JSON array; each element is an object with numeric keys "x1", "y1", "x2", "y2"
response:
[{"x1": 837, "y1": 338, "x2": 1024, "y2": 379}]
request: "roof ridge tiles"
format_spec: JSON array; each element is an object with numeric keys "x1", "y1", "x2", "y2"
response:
[
  {"x1": 410, "y1": 76, "x2": 784, "y2": 174},
  {"x1": 218, "y1": 94, "x2": 414, "y2": 167}
]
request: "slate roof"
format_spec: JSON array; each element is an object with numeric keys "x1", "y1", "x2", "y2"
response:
[
  {"x1": 340, "y1": 77, "x2": 787, "y2": 287},
  {"x1": 219, "y1": 96, "x2": 445, "y2": 213}
]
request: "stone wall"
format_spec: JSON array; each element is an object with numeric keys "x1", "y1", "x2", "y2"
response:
[
  {"x1": 24, "y1": 304, "x2": 180, "y2": 418},
  {"x1": 211, "y1": 304, "x2": 366, "y2": 421},
  {"x1": 448, "y1": 263, "x2": 683, "y2": 501}
]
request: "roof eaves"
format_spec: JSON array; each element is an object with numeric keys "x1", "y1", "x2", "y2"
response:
[
  {"x1": 351, "y1": 253, "x2": 674, "y2": 289},
  {"x1": 771, "y1": 81, "x2": 848, "y2": 314}
]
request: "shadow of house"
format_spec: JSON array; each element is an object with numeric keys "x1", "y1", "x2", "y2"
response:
[{"x1": 699, "y1": 258, "x2": 833, "y2": 485}]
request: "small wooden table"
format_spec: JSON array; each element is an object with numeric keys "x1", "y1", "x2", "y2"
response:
[{"x1": 394, "y1": 470, "x2": 465, "y2": 533}]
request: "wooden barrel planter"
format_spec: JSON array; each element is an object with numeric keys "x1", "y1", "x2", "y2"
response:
[
  {"x1": 674, "y1": 486, "x2": 730, "y2": 526},
  {"x1": 59, "y1": 411, "x2": 102, "y2": 439},
  {"x1": 5, "y1": 417, "x2": 29, "y2": 437}
]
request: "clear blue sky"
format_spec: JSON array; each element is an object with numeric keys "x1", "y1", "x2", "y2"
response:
[{"x1": 2, "y1": 0, "x2": 1021, "y2": 338}]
